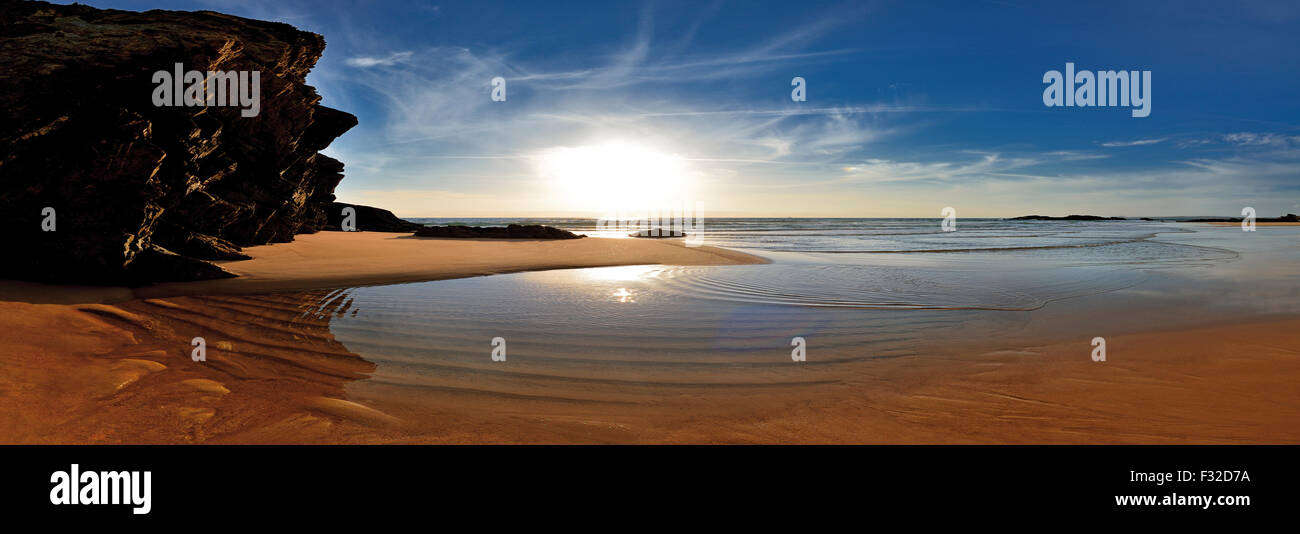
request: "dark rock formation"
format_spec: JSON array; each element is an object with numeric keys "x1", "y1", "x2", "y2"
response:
[
  {"x1": 0, "y1": 1, "x2": 356, "y2": 284},
  {"x1": 1183, "y1": 213, "x2": 1299, "y2": 223},
  {"x1": 152, "y1": 231, "x2": 251, "y2": 261},
  {"x1": 413, "y1": 224, "x2": 584, "y2": 240},
  {"x1": 630, "y1": 229, "x2": 689, "y2": 238},
  {"x1": 1010, "y1": 215, "x2": 1127, "y2": 221},
  {"x1": 324, "y1": 202, "x2": 423, "y2": 232}
]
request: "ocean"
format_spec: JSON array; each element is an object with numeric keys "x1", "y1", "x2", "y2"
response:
[{"x1": 398, "y1": 217, "x2": 1238, "y2": 310}]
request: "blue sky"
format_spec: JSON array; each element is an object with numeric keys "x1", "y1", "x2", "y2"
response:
[{"x1": 67, "y1": 0, "x2": 1300, "y2": 216}]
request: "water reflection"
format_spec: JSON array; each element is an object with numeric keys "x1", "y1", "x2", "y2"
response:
[{"x1": 612, "y1": 287, "x2": 635, "y2": 303}]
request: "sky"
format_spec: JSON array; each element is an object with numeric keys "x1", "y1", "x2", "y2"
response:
[{"x1": 64, "y1": 0, "x2": 1300, "y2": 217}]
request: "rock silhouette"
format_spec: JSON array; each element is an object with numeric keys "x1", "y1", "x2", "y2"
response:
[
  {"x1": 1184, "y1": 213, "x2": 1299, "y2": 223},
  {"x1": 325, "y1": 202, "x2": 423, "y2": 233}
]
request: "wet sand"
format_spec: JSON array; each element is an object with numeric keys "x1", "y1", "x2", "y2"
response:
[{"x1": 1, "y1": 290, "x2": 1297, "y2": 444}]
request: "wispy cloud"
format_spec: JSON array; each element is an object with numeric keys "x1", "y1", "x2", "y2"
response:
[
  {"x1": 725, "y1": 149, "x2": 1300, "y2": 217},
  {"x1": 1223, "y1": 132, "x2": 1300, "y2": 148},
  {"x1": 1100, "y1": 138, "x2": 1166, "y2": 147},
  {"x1": 345, "y1": 51, "x2": 414, "y2": 68}
]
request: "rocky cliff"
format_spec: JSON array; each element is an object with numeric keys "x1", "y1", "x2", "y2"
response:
[{"x1": 0, "y1": 1, "x2": 357, "y2": 283}]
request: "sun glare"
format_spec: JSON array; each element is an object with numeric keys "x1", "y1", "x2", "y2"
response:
[{"x1": 538, "y1": 141, "x2": 690, "y2": 212}]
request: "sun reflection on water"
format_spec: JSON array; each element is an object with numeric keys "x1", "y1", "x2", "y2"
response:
[
  {"x1": 580, "y1": 264, "x2": 662, "y2": 282},
  {"x1": 612, "y1": 287, "x2": 635, "y2": 303}
]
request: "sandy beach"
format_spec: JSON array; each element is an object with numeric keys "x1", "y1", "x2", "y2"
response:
[
  {"x1": 153, "y1": 232, "x2": 766, "y2": 297},
  {"x1": 0, "y1": 232, "x2": 766, "y2": 304},
  {"x1": 1, "y1": 229, "x2": 1297, "y2": 444}
]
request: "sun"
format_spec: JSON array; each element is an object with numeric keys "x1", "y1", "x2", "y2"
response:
[{"x1": 537, "y1": 141, "x2": 690, "y2": 212}]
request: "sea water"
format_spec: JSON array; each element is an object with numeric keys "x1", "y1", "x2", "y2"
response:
[{"x1": 309, "y1": 219, "x2": 1297, "y2": 399}]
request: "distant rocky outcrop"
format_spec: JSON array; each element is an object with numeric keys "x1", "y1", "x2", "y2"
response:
[
  {"x1": 1010, "y1": 215, "x2": 1127, "y2": 221},
  {"x1": 0, "y1": 1, "x2": 357, "y2": 283},
  {"x1": 1183, "y1": 213, "x2": 1299, "y2": 223},
  {"x1": 324, "y1": 202, "x2": 423, "y2": 232},
  {"x1": 630, "y1": 229, "x2": 689, "y2": 238},
  {"x1": 413, "y1": 224, "x2": 584, "y2": 240}
]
